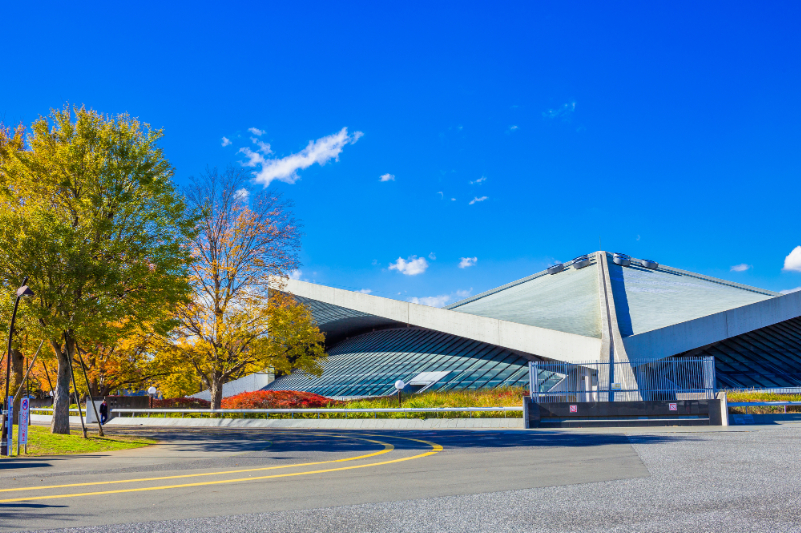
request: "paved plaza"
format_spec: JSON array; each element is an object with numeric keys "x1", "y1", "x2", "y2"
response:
[{"x1": 1, "y1": 423, "x2": 800, "y2": 532}]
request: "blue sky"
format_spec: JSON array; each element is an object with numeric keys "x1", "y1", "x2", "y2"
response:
[{"x1": 4, "y1": 1, "x2": 801, "y2": 305}]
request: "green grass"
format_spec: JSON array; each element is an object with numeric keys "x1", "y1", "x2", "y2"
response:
[
  {"x1": 725, "y1": 391, "x2": 801, "y2": 414},
  {"x1": 1, "y1": 425, "x2": 156, "y2": 457}
]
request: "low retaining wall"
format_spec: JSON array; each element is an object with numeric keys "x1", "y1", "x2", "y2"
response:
[
  {"x1": 31, "y1": 414, "x2": 524, "y2": 430},
  {"x1": 525, "y1": 399, "x2": 723, "y2": 428}
]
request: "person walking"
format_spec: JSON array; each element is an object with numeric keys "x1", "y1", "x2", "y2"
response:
[{"x1": 99, "y1": 400, "x2": 108, "y2": 425}]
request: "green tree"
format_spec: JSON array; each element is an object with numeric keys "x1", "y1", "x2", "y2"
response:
[
  {"x1": 170, "y1": 167, "x2": 325, "y2": 408},
  {"x1": 0, "y1": 105, "x2": 195, "y2": 434}
]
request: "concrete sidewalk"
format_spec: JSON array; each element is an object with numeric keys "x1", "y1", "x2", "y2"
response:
[{"x1": 31, "y1": 414, "x2": 525, "y2": 429}]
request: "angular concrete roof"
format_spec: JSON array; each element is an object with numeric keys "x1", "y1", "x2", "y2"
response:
[
  {"x1": 446, "y1": 257, "x2": 601, "y2": 338},
  {"x1": 278, "y1": 251, "x2": 801, "y2": 364}
]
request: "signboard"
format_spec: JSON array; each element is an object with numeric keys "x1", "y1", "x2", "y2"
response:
[
  {"x1": 611, "y1": 383, "x2": 622, "y2": 391},
  {"x1": 18, "y1": 398, "x2": 29, "y2": 449},
  {"x1": 569, "y1": 405, "x2": 578, "y2": 413},
  {"x1": 668, "y1": 403, "x2": 678, "y2": 411}
]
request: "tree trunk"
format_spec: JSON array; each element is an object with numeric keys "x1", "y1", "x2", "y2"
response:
[
  {"x1": 10, "y1": 349, "x2": 24, "y2": 424},
  {"x1": 50, "y1": 337, "x2": 74, "y2": 435},
  {"x1": 210, "y1": 374, "x2": 223, "y2": 410}
]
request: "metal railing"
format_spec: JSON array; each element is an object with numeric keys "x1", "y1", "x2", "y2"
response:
[
  {"x1": 110, "y1": 407, "x2": 523, "y2": 419},
  {"x1": 530, "y1": 356, "x2": 716, "y2": 403},
  {"x1": 728, "y1": 401, "x2": 801, "y2": 414}
]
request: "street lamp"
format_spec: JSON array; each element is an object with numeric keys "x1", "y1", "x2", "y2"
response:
[
  {"x1": 2, "y1": 277, "x2": 35, "y2": 455},
  {"x1": 394, "y1": 380, "x2": 405, "y2": 408}
]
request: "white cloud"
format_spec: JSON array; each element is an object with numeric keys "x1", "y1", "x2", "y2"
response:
[
  {"x1": 379, "y1": 173, "x2": 395, "y2": 182},
  {"x1": 289, "y1": 269, "x2": 302, "y2": 280},
  {"x1": 233, "y1": 188, "x2": 249, "y2": 202},
  {"x1": 221, "y1": 137, "x2": 232, "y2": 147},
  {"x1": 409, "y1": 295, "x2": 451, "y2": 307},
  {"x1": 357, "y1": 289, "x2": 372, "y2": 294},
  {"x1": 469, "y1": 176, "x2": 487, "y2": 185},
  {"x1": 469, "y1": 196, "x2": 488, "y2": 205},
  {"x1": 459, "y1": 257, "x2": 478, "y2": 269},
  {"x1": 783, "y1": 246, "x2": 801, "y2": 272},
  {"x1": 543, "y1": 101, "x2": 576, "y2": 119},
  {"x1": 730, "y1": 264, "x2": 751, "y2": 272},
  {"x1": 780, "y1": 287, "x2": 801, "y2": 295},
  {"x1": 389, "y1": 256, "x2": 428, "y2": 276},
  {"x1": 509, "y1": 125, "x2": 519, "y2": 132},
  {"x1": 451, "y1": 198, "x2": 456, "y2": 201},
  {"x1": 248, "y1": 127, "x2": 265, "y2": 136},
  {"x1": 239, "y1": 127, "x2": 363, "y2": 187},
  {"x1": 409, "y1": 288, "x2": 473, "y2": 308},
  {"x1": 429, "y1": 252, "x2": 436, "y2": 260}
]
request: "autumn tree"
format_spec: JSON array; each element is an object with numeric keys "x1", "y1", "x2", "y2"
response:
[
  {"x1": 0, "y1": 105, "x2": 194, "y2": 433},
  {"x1": 172, "y1": 166, "x2": 325, "y2": 408}
]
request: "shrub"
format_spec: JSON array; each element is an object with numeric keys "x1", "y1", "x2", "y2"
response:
[
  {"x1": 153, "y1": 397, "x2": 211, "y2": 409},
  {"x1": 222, "y1": 390, "x2": 341, "y2": 409}
]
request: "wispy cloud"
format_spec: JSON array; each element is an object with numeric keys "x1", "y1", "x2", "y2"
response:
[
  {"x1": 389, "y1": 256, "x2": 428, "y2": 276},
  {"x1": 469, "y1": 176, "x2": 487, "y2": 185},
  {"x1": 469, "y1": 196, "x2": 488, "y2": 205},
  {"x1": 239, "y1": 127, "x2": 363, "y2": 187},
  {"x1": 730, "y1": 264, "x2": 751, "y2": 272},
  {"x1": 408, "y1": 288, "x2": 473, "y2": 308},
  {"x1": 508, "y1": 125, "x2": 519, "y2": 132},
  {"x1": 379, "y1": 173, "x2": 395, "y2": 182},
  {"x1": 357, "y1": 289, "x2": 372, "y2": 294},
  {"x1": 783, "y1": 246, "x2": 801, "y2": 272},
  {"x1": 221, "y1": 137, "x2": 232, "y2": 147},
  {"x1": 289, "y1": 269, "x2": 303, "y2": 280},
  {"x1": 780, "y1": 287, "x2": 801, "y2": 295},
  {"x1": 543, "y1": 101, "x2": 576, "y2": 119},
  {"x1": 233, "y1": 188, "x2": 249, "y2": 202},
  {"x1": 248, "y1": 127, "x2": 265, "y2": 136},
  {"x1": 459, "y1": 257, "x2": 478, "y2": 269},
  {"x1": 429, "y1": 252, "x2": 436, "y2": 260}
]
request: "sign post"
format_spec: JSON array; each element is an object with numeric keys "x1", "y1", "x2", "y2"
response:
[
  {"x1": 6, "y1": 396, "x2": 13, "y2": 456},
  {"x1": 18, "y1": 397, "x2": 29, "y2": 455}
]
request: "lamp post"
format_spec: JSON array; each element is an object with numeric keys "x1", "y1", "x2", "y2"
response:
[
  {"x1": 147, "y1": 386, "x2": 157, "y2": 408},
  {"x1": 2, "y1": 278, "x2": 35, "y2": 456},
  {"x1": 394, "y1": 380, "x2": 405, "y2": 408}
]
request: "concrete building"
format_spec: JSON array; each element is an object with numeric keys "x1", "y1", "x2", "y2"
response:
[{"x1": 259, "y1": 251, "x2": 801, "y2": 398}]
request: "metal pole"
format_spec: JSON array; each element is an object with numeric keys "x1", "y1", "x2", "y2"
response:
[
  {"x1": 13, "y1": 341, "x2": 44, "y2": 401},
  {"x1": 74, "y1": 343, "x2": 103, "y2": 436},
  {"x1": 68, "y1": 350, "x2": 87, "y2": 439},
  {"x1": 1, "y1": 283, "x2": 24, "y2": 456}
]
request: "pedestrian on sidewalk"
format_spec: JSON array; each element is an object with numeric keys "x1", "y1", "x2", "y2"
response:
[{"x1": 99, "y1": 400, "x2": 108, "y2": 425}]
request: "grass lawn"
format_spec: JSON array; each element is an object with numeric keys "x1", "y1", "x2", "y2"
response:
[
  {"x1": 726, "y1": 391, "x2": 801, "y2": 414},
  {"x1": 1, "y1": 425, "x2": 156, "y2": 457}
]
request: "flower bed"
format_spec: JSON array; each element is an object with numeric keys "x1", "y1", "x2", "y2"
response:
[{"x1": 221, "y1": 390, "x2": 341, "y2": 409}]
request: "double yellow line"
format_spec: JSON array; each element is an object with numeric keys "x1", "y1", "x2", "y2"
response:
[{"x1": 0, "y1": 433, "x2": 442, "y2": 504}]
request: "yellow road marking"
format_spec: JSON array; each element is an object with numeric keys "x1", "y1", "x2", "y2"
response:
[
  {"x1": 0, "y1": 433, "x2": 392, "y2": 494},
  {"x1": 0, "y1": 434, "x2": 442, "y2": 503}
]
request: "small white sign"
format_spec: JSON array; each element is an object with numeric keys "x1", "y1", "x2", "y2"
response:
[
  {"x1": 611, "y1": 383, "x2": 622, "y2": 391},
  {"x1": 668, "y1": 403, "x2": 678, "y2": 411},
  {"x1": 18, "y1": 398, "x2": 29, "y2": 446},
  {"x1": 569, "y1": 405, "x2": 578, "y2": 413}
]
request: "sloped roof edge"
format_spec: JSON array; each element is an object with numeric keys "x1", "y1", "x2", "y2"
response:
[
  {"x1": 279, "y1": 277, "x2": 602, "y2": 363},
  {"x1": 624, "y1": 289, "x2": 801, "y2": 362}
]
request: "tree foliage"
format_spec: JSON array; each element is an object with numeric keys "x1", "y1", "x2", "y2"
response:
[
  {"x1": 169, "y1": 167, "x2": 325, "y2": 408},
  {"x1": 0, "y1": 105, "x2": 195, "y2": 433}
]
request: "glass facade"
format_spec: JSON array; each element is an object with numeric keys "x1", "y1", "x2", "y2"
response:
[
  {"x1": 678, "y1": 316, "x2": 801, "y2": 389},
  {"x1": 265, "y1": 327, "x2": 533, "y2": 397}
]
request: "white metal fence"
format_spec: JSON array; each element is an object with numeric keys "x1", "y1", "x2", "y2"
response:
[{"x1": 530, "y1": 356, "x2": 716, "y2": 403}]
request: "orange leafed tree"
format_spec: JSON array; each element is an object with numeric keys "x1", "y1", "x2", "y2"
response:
[{"x1": 169, "y1": 167, "x2": 326, "y2": 408}]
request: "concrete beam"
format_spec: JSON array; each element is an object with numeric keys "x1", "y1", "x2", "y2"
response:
[
  {"x1": 624, "y1": 289, "x2": 801, "y2": 362},
  {"x1": 281, "y1": 278, "x2": 602, "y2": 363}
]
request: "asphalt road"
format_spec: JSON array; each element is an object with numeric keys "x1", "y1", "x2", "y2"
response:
[{"x1": 1, "y1": 423, "x2": 800, "y2": 532}]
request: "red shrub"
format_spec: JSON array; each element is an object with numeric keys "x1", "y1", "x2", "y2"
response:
[
  {"x1": 153, "y1": 397, "x2": 211, "y2": 409},
  {"x1": 222, "y1": 390, "x2": 341, "y2": 409}
]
